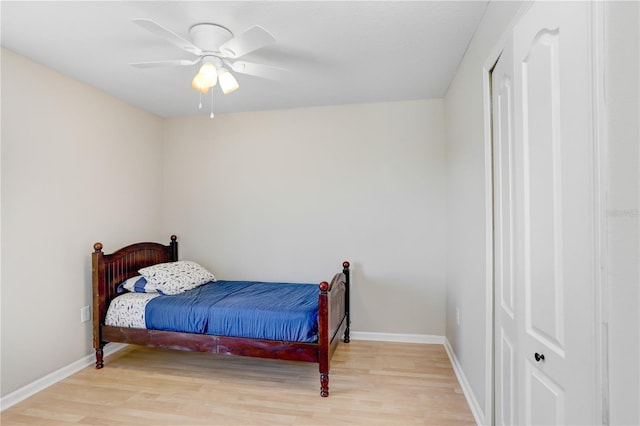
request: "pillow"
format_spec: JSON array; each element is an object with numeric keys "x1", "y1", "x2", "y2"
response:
[
  {"x1": 120, "y1": 275, "x2": 158, "y2": 294},
  {"x1": 139, "y1": 261, "x2": 216, "y2": 295}
]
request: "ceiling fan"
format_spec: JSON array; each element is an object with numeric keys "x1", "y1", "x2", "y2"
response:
[{"x1": 130, "y1": 19, "x2": 284, "y2": 114}]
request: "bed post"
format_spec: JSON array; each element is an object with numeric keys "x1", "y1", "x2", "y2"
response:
[
  {"x1": 318, "y1": 280, "x2": 330, "y2": 397},
  {"x1": 92, "y1": 242, "x2": 105, "y2": 369},
  {"x1": 342, "y1": 261, "x2": 351, "y2": 343},
  {"x1": 169, "y1": 234, "x2": 178, "y2": 261}
]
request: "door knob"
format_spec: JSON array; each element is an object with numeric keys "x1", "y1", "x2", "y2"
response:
[{"x1": 534, "y1": 352, "x2": 545, "y2": 362}]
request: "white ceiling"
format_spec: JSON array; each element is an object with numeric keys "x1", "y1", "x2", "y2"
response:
[{"x1": 1, "y1": 1, "x2": 488, "y2": 118}]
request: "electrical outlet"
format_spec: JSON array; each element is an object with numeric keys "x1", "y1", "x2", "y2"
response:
[
  {"x1": 456, "y1": 307, "x2": 460, "y2": 326},
  {"x1": 80, "y1": 305, "x2": 91, "y2": 323}
]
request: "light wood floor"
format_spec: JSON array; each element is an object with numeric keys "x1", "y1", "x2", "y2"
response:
[{"x1": 2, "y1": 340, "x2": 475, "y2": 425}]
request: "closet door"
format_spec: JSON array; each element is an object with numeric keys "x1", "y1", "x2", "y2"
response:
[
  {"x1": 492, "y1": 38, "x2": 518, "y2": 426},
  {"x1": 493, "y1": 2, "x2": 597, "y2": 424}
]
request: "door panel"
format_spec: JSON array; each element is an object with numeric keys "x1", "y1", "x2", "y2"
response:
[
  {"x1": 521, "y1": 28, "x2": 565, "y2": 356},
  {"x1": 525, "y1": 361, "x2": 565, "y2": 425},
  {"x1": 500, "y1": 331, "x2": 516, "y2": 425}
]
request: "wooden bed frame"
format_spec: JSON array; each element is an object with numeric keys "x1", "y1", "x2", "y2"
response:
[{"x1": 92, "y1": 235, "x2": 350, "y2": 397}]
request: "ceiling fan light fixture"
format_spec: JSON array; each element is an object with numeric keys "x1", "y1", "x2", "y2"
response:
[
  {"x1": 130, "y1": 18, "x2": 278, "y2": 114},
  {"x1": 219, "y1": 68, "x2": 239, "y2": 94}
]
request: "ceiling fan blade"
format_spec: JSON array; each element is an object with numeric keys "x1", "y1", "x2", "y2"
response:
[
  {"x1": 130, "y1": 59, "x2": 200, "y2": 68},
  {"x1": 219, "y1": 26, "x2": 275, "y2": 59},
  {"x1": 230, "y1": 61, "x2": 287, "y2": 80},
  {"x1": 133, "y1": 18, "x2": 202, "y2": 56}
]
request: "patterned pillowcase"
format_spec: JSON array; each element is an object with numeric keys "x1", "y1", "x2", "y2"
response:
[
  {"x1": 139, "y1": 261, "x2": 216, "y2": 295},
  {"x1": 120, "y1": 275, "x2": 159, "y2": 294}
]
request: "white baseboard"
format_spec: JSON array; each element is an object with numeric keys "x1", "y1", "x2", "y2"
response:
[
  {"x1": 444, "y1": 338, "x2": 484, "y2": 426},
  {"x1": 350, "y1": 331, "x2": 445, "y2": 344},
  {"x1": 0, "y1": 343, "x2": 128, "y2": 411}
]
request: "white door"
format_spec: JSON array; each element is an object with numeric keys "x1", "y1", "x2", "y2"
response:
[
  {"x1": 492, "y1": 37, "x2": 518, "y2": 426},
  {"x1": 493, "y1": 2, "x2": 596, "y2": 424}
]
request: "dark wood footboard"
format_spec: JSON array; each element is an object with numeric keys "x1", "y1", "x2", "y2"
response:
[
  {"x1": 318, "y1": 263, "x2": 350, "y2": 396},
  {"x1": 92, "y1": 236, "x2": 350, "y2": 396}
]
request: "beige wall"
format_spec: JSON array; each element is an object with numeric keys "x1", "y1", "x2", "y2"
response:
[
  {"x1": 161, "y1": 100, "x2": 447, "y2": 336},
  {"x1": 1, "y1": 48, "x2": 164, "y2": 396}
]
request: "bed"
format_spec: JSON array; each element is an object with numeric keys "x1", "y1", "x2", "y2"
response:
[{"x1": 92, "y1": 235, "x2": 350, "y2": 397}]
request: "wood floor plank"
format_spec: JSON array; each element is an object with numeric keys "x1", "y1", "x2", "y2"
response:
[{"x1": 2, "y1": 340, "x2": 475, "y2": 425}]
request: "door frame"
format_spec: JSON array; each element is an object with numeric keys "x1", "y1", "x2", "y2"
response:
[{"x1": 480, "y1": 1, "x2": 608, "y2": 424}]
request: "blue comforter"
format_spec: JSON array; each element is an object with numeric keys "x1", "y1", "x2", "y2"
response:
[{"x1": 145, "y1": 280, "x2": 319, "y2": 343}]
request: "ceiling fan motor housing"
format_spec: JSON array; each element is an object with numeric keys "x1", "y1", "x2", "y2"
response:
[{"x1": 189, "y1": 23, "x2": 234, "y2": 54}]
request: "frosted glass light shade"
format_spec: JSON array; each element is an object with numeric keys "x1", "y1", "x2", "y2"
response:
[
  {"x1": 191, "y1": 73, "x2": 209, "y2": 94},
  {"x1": 219, "y1": 68, "x2": 239, "y2": 94},
  {"x1": 198, "y1": 62, "x2": 218, "y2": 87}
]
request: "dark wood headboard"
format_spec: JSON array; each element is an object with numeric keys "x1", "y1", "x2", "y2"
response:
[{"x1": 92, "y1": 235, "x2": 178, "y2": 349}]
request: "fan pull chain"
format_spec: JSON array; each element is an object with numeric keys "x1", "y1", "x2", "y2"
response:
[{"x1": 210, "y1": 89, "x2": 215, "y2": 119}]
